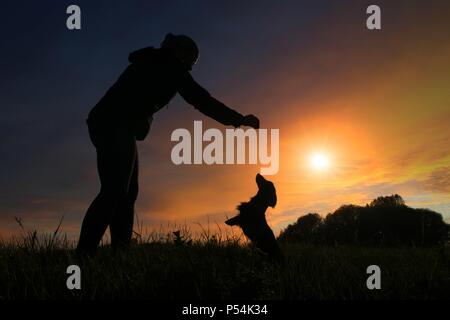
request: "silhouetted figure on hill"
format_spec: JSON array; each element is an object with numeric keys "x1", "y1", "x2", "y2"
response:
[{"x1": 77, "y1": 33, "x2": 260, "y2": 253}]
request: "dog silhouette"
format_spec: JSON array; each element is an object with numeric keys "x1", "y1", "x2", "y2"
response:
[{"x1": 226, "y1": 174, "x2": 284, "y2": 262}]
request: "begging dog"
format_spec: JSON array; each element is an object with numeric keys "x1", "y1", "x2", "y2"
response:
[{"x1": 225, "y1": 173, "x2": 284, "y2": 263}]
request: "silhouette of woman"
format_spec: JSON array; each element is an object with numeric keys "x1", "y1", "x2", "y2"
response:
[{"x1": 77, "y1": 33, "x2": 260, "y2": 253}]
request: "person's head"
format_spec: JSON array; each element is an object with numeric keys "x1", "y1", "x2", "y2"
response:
[{"x1": 161, "y1": 33, "x2": 199, "y2": 70}]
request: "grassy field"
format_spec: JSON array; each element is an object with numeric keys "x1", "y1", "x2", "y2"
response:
[{"x1": 0, "y1": 230, "x2": 449, "y2": 300}]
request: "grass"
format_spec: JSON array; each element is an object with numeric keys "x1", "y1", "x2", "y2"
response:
[{"x1": 0, "y1": 227, "x2": 449, "y2": 300}]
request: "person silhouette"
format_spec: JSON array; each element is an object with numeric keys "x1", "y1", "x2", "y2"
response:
[{"x1": 77, "y1": 33, "x2": 260, "y2": 253}]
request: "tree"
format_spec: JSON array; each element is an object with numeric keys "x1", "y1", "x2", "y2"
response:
[
  {"x1": 278, "y1": 213, "x2": 323, "y2": 244},
  {"x1": 369, "y1": 194, "x2": 405, "y2": 208}
]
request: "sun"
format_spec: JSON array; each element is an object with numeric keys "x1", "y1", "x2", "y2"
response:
[{"x1": 309, "y1": 152, "x2": 330, "y2": 171}]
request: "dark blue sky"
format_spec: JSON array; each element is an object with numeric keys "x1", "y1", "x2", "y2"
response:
[
  {"x1": 0, "y1": 0, "x2": 328, "y2": 230},
  {"x1": 1, "y1": 1, "x2": 449, "y2": 237}
]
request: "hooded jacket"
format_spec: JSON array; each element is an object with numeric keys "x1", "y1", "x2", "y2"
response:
[{"x1": 88, "y1": 47, "x2": 245, "y2": 140}]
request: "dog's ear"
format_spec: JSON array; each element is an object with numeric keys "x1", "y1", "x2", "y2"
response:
[
  {"x1": 225, "y1": 215, "x2": 241, "y2": 226},
  {"x1": 269, "y1": 192, "x2": 277, "y2": 208}
]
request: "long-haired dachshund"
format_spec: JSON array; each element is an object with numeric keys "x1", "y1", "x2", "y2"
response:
[{"x1": 226, "y1": 173, "x2": 284, "y2": 263}]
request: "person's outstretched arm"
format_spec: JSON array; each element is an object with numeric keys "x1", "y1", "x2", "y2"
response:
[{"x1": 178, "y1": 72, "x2": 259, "y2": 128}]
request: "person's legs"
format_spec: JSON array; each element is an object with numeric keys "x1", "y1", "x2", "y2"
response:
[
  {"x1": 110, "y1": 151, "x2": 139, "y2": 249},
  {"x1": 77, "y1": 126, "x2": 137, "y2": 253}
]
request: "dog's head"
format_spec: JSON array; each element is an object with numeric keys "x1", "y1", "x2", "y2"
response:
[{"x1": 255, "y1": 173, "x2": 277, "y2": 208}]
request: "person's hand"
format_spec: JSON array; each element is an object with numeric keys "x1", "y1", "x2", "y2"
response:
[{"x1": 242, "y1": 114, "x2": 260, "y2": 129}]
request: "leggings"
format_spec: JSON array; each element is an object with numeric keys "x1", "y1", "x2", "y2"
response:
[{"x1": 77, "y1": 120, "x2": 138, "y2": 253}]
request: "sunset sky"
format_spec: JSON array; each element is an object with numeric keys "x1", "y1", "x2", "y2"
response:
[{"x1": 1, "y1": 0, "x2": 449, "y2": 239}]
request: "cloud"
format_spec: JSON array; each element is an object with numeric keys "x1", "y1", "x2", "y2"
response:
[{"x1": 424, "y1": 167, "x2": 450, "y2": 194}]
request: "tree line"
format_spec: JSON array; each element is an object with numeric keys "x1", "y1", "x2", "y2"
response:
[{"x1": 278, "y1": 195, "x2": 450, "y2": 246}]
